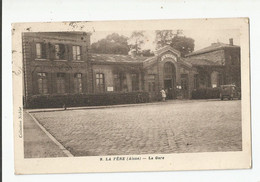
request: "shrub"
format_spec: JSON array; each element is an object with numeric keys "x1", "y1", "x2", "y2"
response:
[
  {"x1": 26, "y1": 92, "x2": 150, "y2": 109},
  {"x1": 192, "y1": 88, "x2": 220, "y2": 99}
]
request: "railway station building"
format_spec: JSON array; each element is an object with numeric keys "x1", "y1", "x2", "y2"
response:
[{"x1": 22, "y1": 32, "x2": 241, "y2": 108}]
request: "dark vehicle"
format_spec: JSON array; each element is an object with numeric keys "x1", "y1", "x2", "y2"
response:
[{"x1": 220, "y1": 85, "x2": 241, "y2": 100}]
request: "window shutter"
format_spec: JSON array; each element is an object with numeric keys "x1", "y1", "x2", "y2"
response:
[
  {"x1": 68, "y1": 45, "x2": 72, "y2": 61},
  {"x1": 46, "y1": 42, "x2": 50, "y2": 59},
  {"x1": 65, "y1": 44, "x2": 69, "y2": 60},
  {"x1": 42, "y1": 43, "x2": 47, "y2": 59},
  {"x1": 49, "y1": 43, "x2": 55, "y2": 60}
]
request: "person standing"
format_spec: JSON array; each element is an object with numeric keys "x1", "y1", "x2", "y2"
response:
[{"x1": 160, "y1": 88, "x2": 166, "y2": 102}]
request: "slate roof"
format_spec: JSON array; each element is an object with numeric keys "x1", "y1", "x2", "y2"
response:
[
  {"x1": 90, "y1": 53, "x2": 147, "y2": 64},
  {"x1": 90, "y1": 46, "x2": 182, "y2": 65},
  {"x1": 186, "y1": 42, "x2": 240, "y2": 57},
  {"x1": 183, "y1": 58, "x2": 222, "y2": 66}
]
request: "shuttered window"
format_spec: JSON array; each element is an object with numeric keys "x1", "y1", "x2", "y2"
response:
[{"x1": 55, "y1": 44, "x2": 66, "y2": 60}]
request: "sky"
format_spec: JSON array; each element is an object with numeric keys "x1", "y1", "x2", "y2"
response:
[{"x1": 90, "y1": 29, "x2": 240, "y2": 52}]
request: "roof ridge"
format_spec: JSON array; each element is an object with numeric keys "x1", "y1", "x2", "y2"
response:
[{"x1": 186, "y1": 42, "x2": 239, "y2": 57}]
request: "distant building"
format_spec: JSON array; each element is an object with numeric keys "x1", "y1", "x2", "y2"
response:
[
  {"x1": 22, "y1": 32, "x2": 241, "y2": 108},
  {"x1": 185, "y1": 38, "x2": 241, "y2": 89}
]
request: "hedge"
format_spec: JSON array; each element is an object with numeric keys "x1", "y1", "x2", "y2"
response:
[
  {"x1": 191, "y1": 88, "x2": 220, "y2": 99},
  {"x1": 26, "y1": 92, "x2": 150, "y2": 109}
]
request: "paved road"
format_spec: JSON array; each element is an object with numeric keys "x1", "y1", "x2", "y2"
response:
[{"x1": 29, "y1": 100, "x2": 242, "y2": 156}]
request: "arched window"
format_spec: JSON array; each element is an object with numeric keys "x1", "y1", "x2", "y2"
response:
[{"x1": 164, "y1": 62, "x2": 175, "y2": 80}]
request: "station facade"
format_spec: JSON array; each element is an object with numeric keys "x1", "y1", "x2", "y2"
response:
[{"x1": 22, "y1": 32, "x2": 241, "y2": 107}]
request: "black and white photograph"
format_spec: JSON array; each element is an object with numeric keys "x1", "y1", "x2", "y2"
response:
[{"x1": 12, "y1": 18, "x2": 251, "y2": 174}]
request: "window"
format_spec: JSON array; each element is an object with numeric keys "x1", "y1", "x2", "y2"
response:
[
  {"x1": 113, "y1": 73, "x2": 121, "y2": 92},
  {"x1": 194, "y1": 74, "x2": 199, "y2": 89},
  {"x1": 181, "y1": 74, "x2": 188, "y2": 90},
  {"x1": 131, "y1": 73, "x2": 139, "y2": 91},
  {"x1": 37, "y1": 72, "x2": 48, "y2": 94},
  {"x1": 57, "y1": 73, "x2": 66, "y2": 94},
  {"x1": 113, "y1": 72, "x2": 127, "y2": 92},
  {"x1": 55, "y1": 44, "x2": 66, "y2": 60},
  {"x1": 164, "y1": 62, "x2": 174, "y2": 80},
  {"x1": 72, "y1": 46, "x2": 81, "y2": 61},
  {"x1": 74, "y1": 73, "x2": 82, "y2": 93},
  {"x1": 36, "y1": 43, "x2": 47, "y2": 59},
  {"x1": 148, "y1": 74, "x2": 156, "y2": 92},
  {"x1": 96, "y1": 73, "x2": 105, "y2": 93},
  {"x1": 218, "y1": 74, "x2": 223, "y2": 87}
]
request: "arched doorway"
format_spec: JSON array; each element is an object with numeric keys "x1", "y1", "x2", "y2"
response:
[{"x1": 163, "y1": 62, "x2": 176, "y2": 99}]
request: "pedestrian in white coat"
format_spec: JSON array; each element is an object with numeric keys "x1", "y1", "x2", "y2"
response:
[{"x1": 160, "y1": 88, "x2": 166, "y2": 102}]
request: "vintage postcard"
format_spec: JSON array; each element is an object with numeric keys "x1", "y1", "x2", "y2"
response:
[{"x1": 12, "y1": 18, "x2": 251, "y2": 174}]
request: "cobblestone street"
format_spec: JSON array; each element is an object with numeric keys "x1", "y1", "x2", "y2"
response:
[{"x1": 30, "y1": 100, "x2": 242, "y2": 156}]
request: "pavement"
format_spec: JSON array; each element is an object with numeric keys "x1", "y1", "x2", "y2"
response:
[{"x1": 23, "y1": 111, "x2": 67, "y2": 158}]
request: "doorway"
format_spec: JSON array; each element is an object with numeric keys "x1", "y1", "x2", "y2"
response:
[
  {"x1": 164, "y1": 79, "x2": 174, "y2": 99},
  {"x1": 163, "y1": 62, "x2": 176, "y2": 99},
  {"x1": 181, "y1": 74, "x2": 189, "y2": 99}
]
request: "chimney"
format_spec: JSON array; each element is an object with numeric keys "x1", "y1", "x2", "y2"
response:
[{"x1": 229, "y1": 38, "x2": 233, "y2": 46}]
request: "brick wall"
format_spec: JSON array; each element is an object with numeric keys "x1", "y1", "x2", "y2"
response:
[
  {"x1": 23, "y1": 32, "x2": 92, "y2": 107},
  {"x1": 224, "y1": 47, "x2": 241, "y2": 87}
]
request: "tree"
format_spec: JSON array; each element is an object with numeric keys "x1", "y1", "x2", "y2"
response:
[
  {"x1": 155, "y1": 30, "x2": 195, "y2": 57},
  {"x1": 155, "y1": 30, "x2": 174, "y2": 49},
  {"x1": 155, "y1": 30, "x2": 183, "y2": 49},
  {"x1": 91, "y1": 33, "x2": 130, "y2": 55},
  {"x1": 170, "y1": 36, "x2": 195, "y2": 57},
  {"x1": 127, "y1": 31, "x2": 146, "y2": 54}
]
